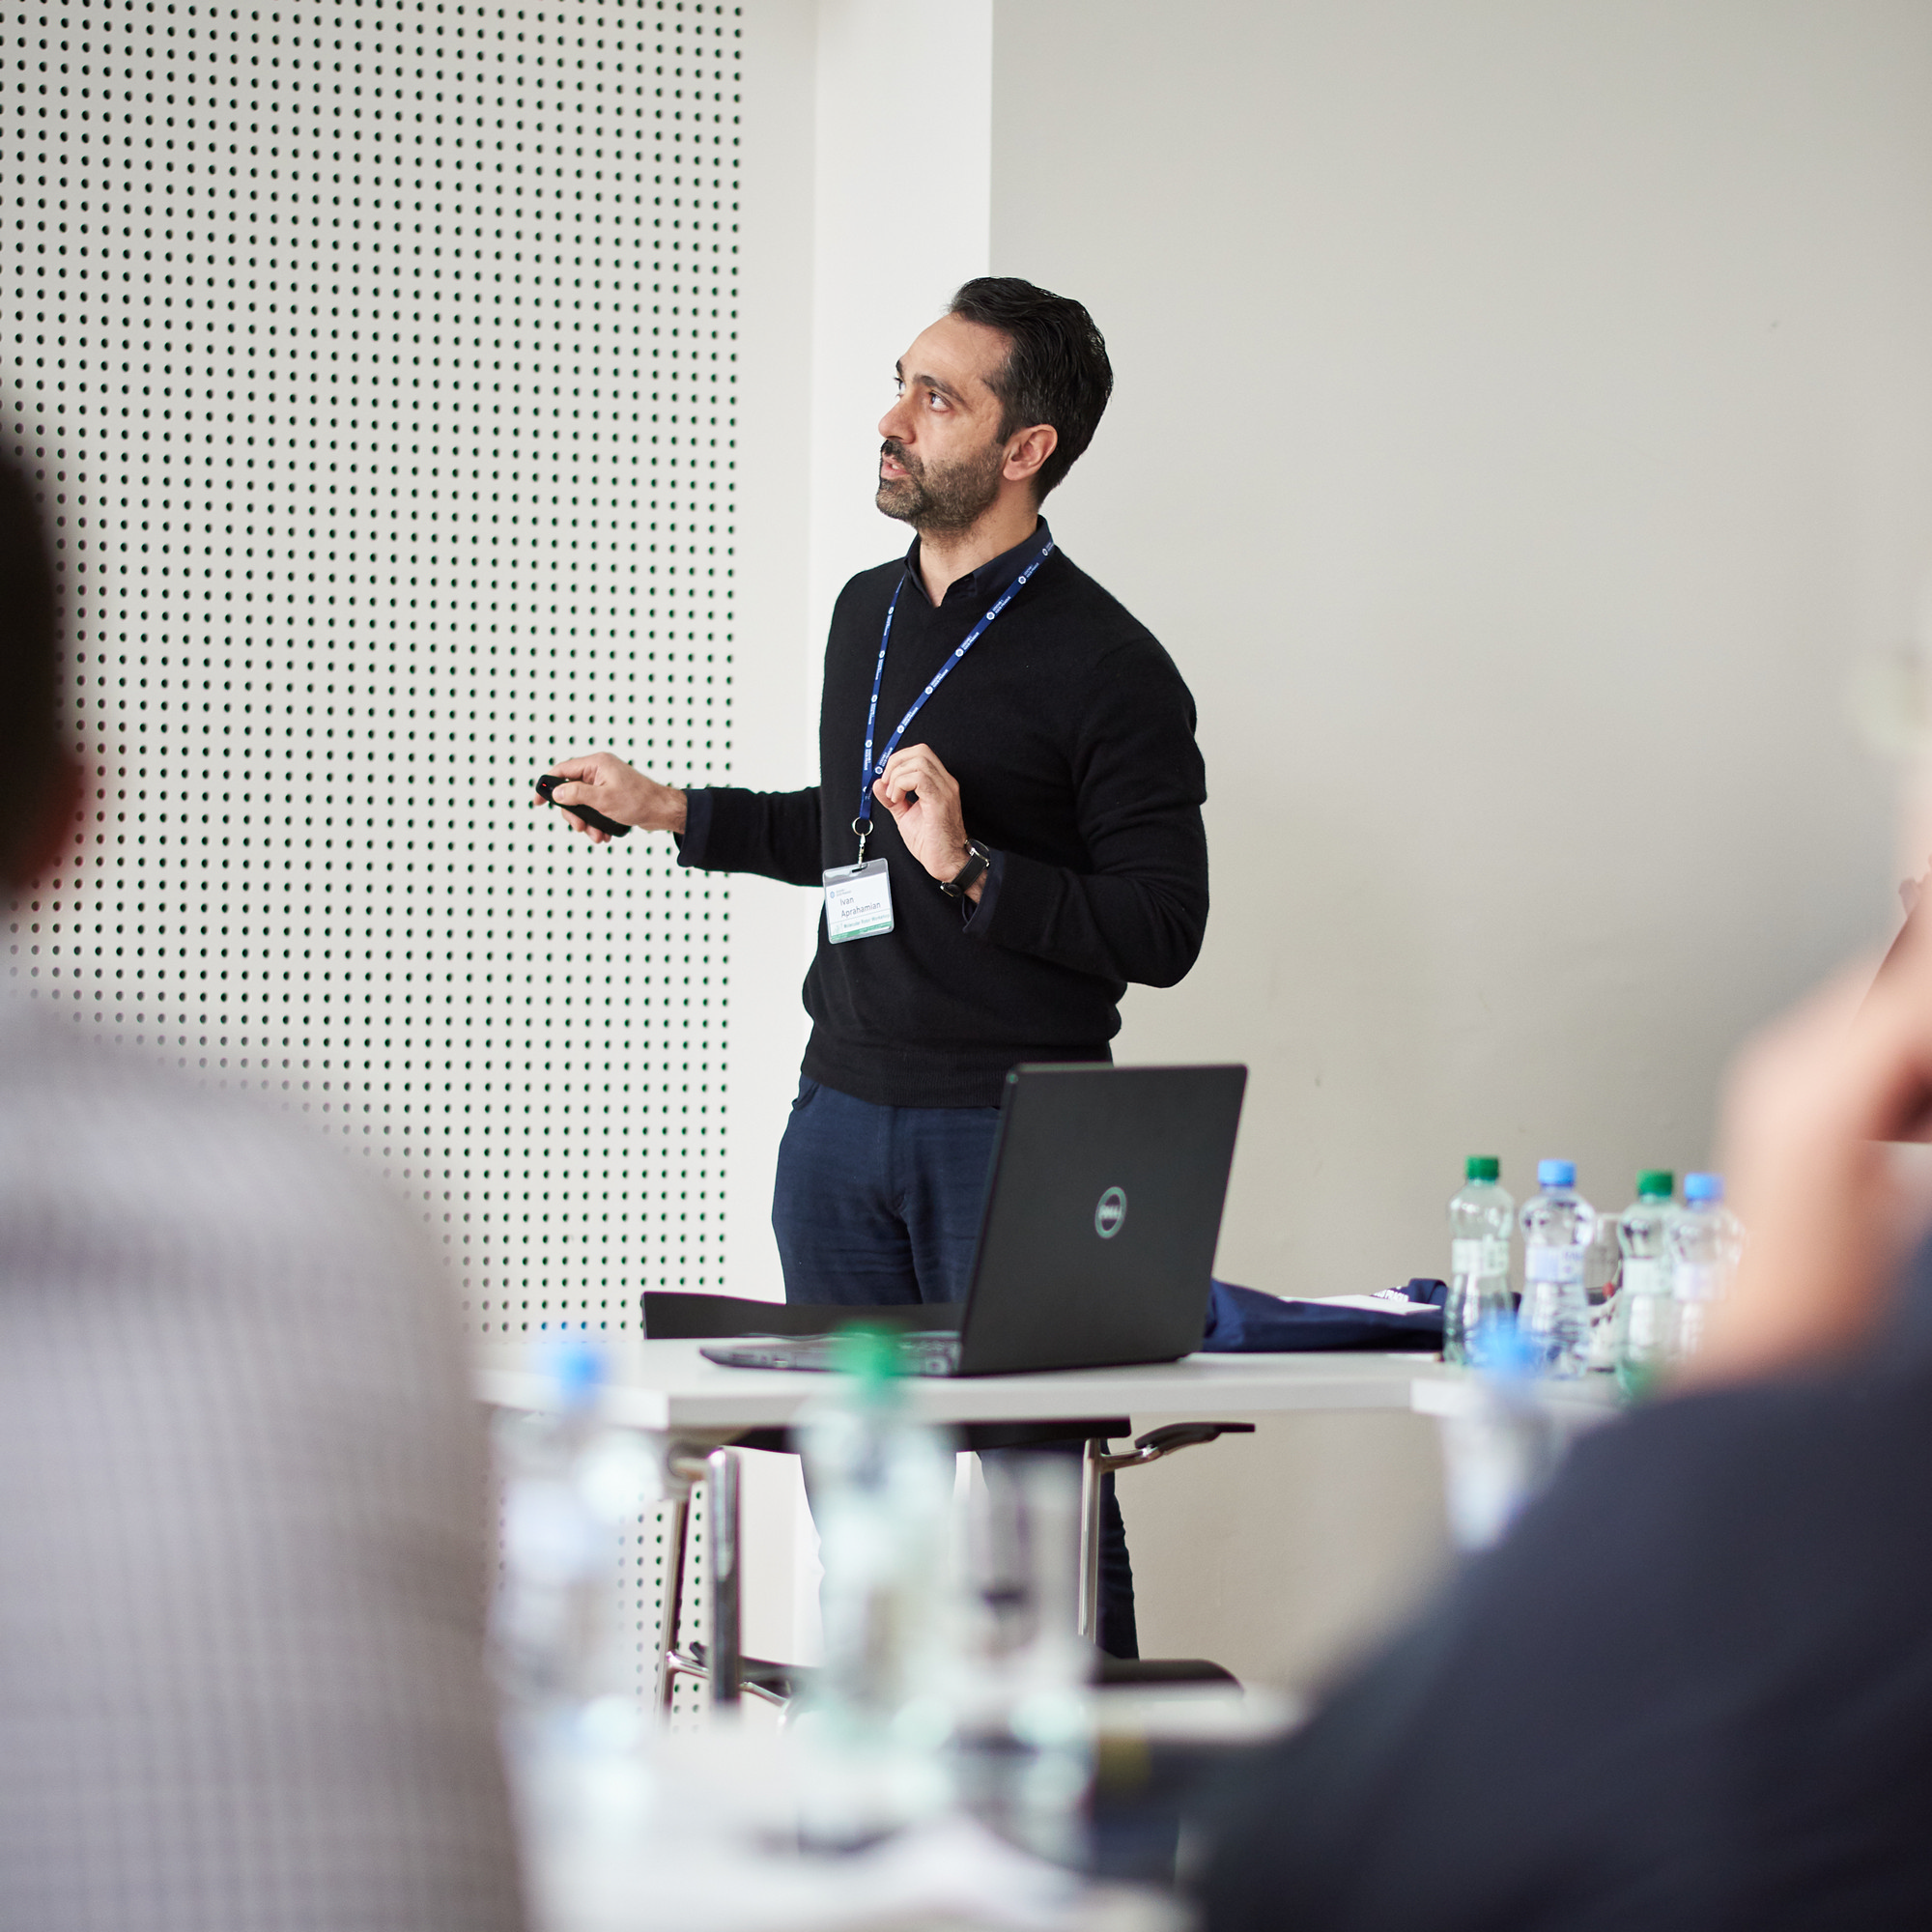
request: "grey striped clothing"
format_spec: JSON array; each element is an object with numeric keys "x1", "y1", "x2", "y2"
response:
[{"x1": 0, "y1": 995, "x2": 525, "y2": 1930}]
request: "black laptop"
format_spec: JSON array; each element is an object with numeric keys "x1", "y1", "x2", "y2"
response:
[{"x1": 701, "y1": 1063, "x2": 1247, "y2": 1378}]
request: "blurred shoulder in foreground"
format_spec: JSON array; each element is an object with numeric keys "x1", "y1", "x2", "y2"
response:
[
  {"x1": 0, "y1": 440, "x2": 521, "y2": 1928},
  {"x1": 0, "y1": 996, "x2": 526, "y2": 1930}
]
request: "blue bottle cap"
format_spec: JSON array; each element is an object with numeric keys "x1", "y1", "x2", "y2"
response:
[
  {"x1": 545, "y1": 1337, "x2": 607, "y2": 1410},
  {"x1": 1684, "y1": 1172, "x2": 1724, "y2": 1203},
  {"x1": 1537, "y1": 1158, "x2": 1577, "y2": 1189},
  {"x1": 1470, "y1": 1312, "x2": 1535, "y2": 1378}
]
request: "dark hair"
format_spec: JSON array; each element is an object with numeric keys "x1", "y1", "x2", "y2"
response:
[
  {"x1": 948, "y1": 277, "x2": 1113, "y2": 501},
  {"x1": 0, "y1": 447, "x2": 62, "y2": 882}
]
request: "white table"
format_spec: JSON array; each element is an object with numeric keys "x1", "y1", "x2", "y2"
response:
[
  {"x1": 473, "y1": 1336, "x2": 1476, "y2": 1434},
  {"x1": 475, "y1": 1338, "x2": 1618, "y2": 1709}
]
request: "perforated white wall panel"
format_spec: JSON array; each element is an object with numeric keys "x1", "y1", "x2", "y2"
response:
[{"x1": 4, "y1": 0, "x2": 742, "y2": 1332}]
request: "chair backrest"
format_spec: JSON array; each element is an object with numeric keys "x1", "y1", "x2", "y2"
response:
[{"x1": 639, "y1": 1292, "x2": 964, "y2": 1341}]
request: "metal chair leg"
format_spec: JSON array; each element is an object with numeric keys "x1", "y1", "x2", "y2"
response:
[
  {"x1": 1079, "y1": 1437, "x2": 1107, "y2": 1644},
  {"x1": 1078, "y1": 1422, "x2": 1260, "y2": 1645},
  {"x1": 652, "y1": 1443, "x2": 747, "y2": 1719},
  {"x1": 653, "y1": 1489, "x2": 692, "y2": 1717},
  {"x1": 704, "y1": 1446, "x2": 742, "y2": 1707},
  {"x1": 654, "y1": 1446, "x2": 712, "y2": 1718}
]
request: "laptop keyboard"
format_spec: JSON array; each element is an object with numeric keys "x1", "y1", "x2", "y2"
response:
[{"x1": 698, "y1": 1331, "x2": 964, "y2": 1376}]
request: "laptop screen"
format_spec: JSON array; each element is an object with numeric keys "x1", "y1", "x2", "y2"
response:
[{"x1": 956, "y1": 1064, "x2": 1247, "y2": 1377}]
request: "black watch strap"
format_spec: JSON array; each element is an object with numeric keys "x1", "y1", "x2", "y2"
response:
[{"x1": 939, "y1": 839, "x2": 991, "y2": 899}]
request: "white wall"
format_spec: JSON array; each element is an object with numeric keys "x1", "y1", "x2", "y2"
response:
[
  {"x1": 723, "y1": 0, "x2": 822, "y2": 1308},
  {"x1": 724, "y1": 0, "x2": 995, "y2": 1306},
  {"x1": 724, "y1": 0, "x2": 822, "y2": 1664},
  {"x1": 992, "y1": 0, "x2": 1931, "y2": 1295},
  {"x1": 724, "y1": 0, "x2": 997, "y2": 1663},
  {"x1": 808, "y1": 0, "x2": 993, "y2": 629},
  {"x1": 990, "y1": 0, "x2": 1932, "y2": 1687}
]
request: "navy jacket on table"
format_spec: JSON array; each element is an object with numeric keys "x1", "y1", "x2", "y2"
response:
[
  {"x1": 676, "y1": 521, "x2": 1209, "y2": 1107},
  {"x1": 1198, "y1": 1236, "x2": 1932, "y2": 1932}
]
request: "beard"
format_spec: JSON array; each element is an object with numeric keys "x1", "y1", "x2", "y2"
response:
[{"x1": 875, "y1": 435, "x2": 1007, "y2": 535}]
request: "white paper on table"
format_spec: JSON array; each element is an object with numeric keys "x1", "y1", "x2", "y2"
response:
[{"x1": 1287, "y1": 1293, "x2": 1438, "y2": 1316}]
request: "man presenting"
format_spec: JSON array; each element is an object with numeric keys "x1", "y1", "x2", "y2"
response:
[{"x1": 542, "y1": 278, "x2": 1209, "y2": 1656}]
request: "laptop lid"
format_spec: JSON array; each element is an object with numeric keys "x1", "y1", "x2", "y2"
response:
[{"x1": 955, "y1": 1064, "x2": 1247, "y2": 1377}]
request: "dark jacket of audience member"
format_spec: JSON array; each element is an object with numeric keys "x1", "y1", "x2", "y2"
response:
[{"x1": 1199, "y1": 1241, "x2": 1932, "y2": 1931}]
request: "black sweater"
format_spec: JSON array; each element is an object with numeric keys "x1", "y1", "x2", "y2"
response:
[{"x1": 678, "y1": 526, "x2": 1209, "y2": 1107}]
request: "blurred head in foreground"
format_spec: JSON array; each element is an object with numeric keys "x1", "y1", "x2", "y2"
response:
[
  {"x1": 0, "y1": 448, "x2": 523, "y2": 1930},
  {"x1": 0, "y1": 451, "x2": 78, "y2": 893}
]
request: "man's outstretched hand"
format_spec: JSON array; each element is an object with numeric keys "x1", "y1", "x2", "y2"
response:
[
  {"x1": 872, "y1": 743, "x2": 983, "y2": 903},
  {"x1": 540, "y1": 753, "x2": 687, "y2": 845},
  {"x1": 1690, "y1": 925, "x2": 1932, "y2": 1387}
]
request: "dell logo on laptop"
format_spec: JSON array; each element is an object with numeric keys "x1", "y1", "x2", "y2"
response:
[{"x1": 1094, "y1": 1186, "x2": 1128, "y2": 1238}]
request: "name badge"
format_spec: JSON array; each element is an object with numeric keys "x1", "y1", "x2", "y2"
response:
[{"x1": 823, "y1": 858, "x2": 895, "y2": 944}]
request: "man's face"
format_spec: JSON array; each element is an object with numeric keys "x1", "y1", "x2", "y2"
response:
[{"x1": 875, "y1": 313, "x2": 1014, "y2": 535}]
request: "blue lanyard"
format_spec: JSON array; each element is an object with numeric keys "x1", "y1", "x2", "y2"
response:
[{"x1": 852, "y1": 536, "x2": 1056, "y2": 860}]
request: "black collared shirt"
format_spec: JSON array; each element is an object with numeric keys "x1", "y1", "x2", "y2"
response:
[
  {"x1": 678, "y1": 519, "x2": 1208, "y2": 1108},
  {"x1": 901, "y1": 520, "x2": 1051, "y2": 612}
]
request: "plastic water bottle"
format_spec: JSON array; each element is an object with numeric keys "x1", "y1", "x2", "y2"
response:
[
  {"x1": 1436, "y1": 1321, "x2": 1563, "y2": 1549},
  {"x1": 1519, "y1": 1159, "x2": 1597, "y2": 1378},
  {"x1": 1611, "y1": 1170, "x2": 1676, "y2": 1396},
  {"x1": 945, "y1": 1455, "x2": 1093, "y2": 1866},
  {"x1": 796, "y1": 1327, "x2": 959, "y2": 1848},
  {"x1": 1445, "y1": 1156, "x2": 1515, "y2": 1366},
  {"x1": 493, "y1": 1346, "x2": 693, "y2": 1927},
  {"x1": 492, "y1": 1341, "x2": 658, "y2": 1742},
  {"x1": 491, "y1": 1338, "x2": 663, "y2": 1918},
  {"x1": 1668, "y1": 1172, "x2": 1745, "y2": 1367}
]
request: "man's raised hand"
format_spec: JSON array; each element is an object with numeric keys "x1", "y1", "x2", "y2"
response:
[
  {"x1": 539, "y1": 753, "x2": 688, "y2": 845},
  {"x1": 872, "y1": 743, "x2": 980, "y2": 899}
]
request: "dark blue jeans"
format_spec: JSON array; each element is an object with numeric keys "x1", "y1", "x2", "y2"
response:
[{"x1": 773, "y1": 1076, "x2": 1138, "y2": 1659}]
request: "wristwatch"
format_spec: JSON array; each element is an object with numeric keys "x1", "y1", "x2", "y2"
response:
[{"x1": 939, "y1": 839, "x2": 992, "y2": 900}]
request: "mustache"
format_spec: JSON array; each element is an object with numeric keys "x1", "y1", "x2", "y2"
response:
[{"x1": 879, "y1": 440, "x2": 921, "y2": 477}]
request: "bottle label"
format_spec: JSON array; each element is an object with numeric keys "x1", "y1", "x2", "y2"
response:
[
  {"x1": 1624, "y1": 1293, "x2": 1671, "y2": 1351},
  {"x1": 1620, "y1": 1258, "x2": 1663, "y2": 1298},
  {"x1": 1452, "y1": 1237, "x2": 1512, "y2": 1280},
  {"x1": 1525, "y1": 1245, "x2": 1583, "y2": 1286},
  {"x1": 1675, "y1": 1261, "x2": 1724, "y2": 1303}
]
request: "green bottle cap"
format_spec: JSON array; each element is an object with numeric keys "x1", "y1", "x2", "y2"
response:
[
  {"x1": 1465, "y1": 1156, "x2": 1500, "y2": 1182},
  {"x1": 1636, "y1": 1169, "x2": 1674, "y2": 1199},
  {"x1": 830, "y1": 1323, "x2": 902, "y2": 1387}
]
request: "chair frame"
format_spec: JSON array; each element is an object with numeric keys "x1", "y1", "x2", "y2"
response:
[{"x1": 639, "y1": 1294, "x2": 1256, "y2": 1716}]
